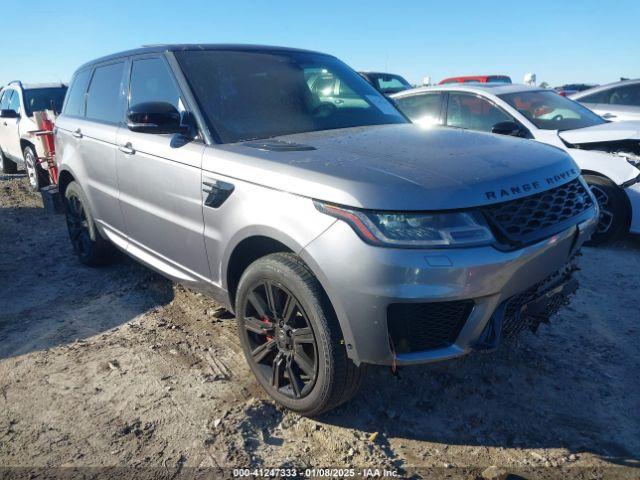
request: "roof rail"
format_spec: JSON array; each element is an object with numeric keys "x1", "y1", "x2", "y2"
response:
[{"x1": 8, "y1": 80, "x2": 23, "y2": 88}]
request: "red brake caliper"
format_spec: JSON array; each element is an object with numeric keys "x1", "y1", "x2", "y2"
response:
[{"x1": 263, "y1": 317, "x2": 274, "y2": 341}]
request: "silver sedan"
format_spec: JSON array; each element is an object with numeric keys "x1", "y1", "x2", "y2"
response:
[{"x1": 570, "y1": 79, "x2": 640, "y2": 122}]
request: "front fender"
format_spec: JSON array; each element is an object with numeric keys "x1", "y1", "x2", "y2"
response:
[{"x1": 569, "y1": 148, "x2": 640, "y2": 185}]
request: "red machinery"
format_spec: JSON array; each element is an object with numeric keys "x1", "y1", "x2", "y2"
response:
[
  {"x1": 29, "y1": 110, "x2": 63, "y2": 213},
  {"x1": 30, "y1": 110, "x2": 58, "y2": 185}
]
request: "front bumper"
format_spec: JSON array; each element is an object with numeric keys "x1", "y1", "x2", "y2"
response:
[{"x1": 301, "y1": 213, "x2": 597, "y2": 366}]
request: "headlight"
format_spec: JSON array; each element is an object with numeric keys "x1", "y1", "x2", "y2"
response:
[{"x1": 314, "y1": 201, "x2": 494, "y2": 248}]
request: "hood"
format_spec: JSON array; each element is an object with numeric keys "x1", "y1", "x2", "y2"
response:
[
  {"x1": 203, "y1": 124, "x2": 580, "y2": 211},
  {"x1": 559, "y1": 121, "x2": 640, "y2": 144}
]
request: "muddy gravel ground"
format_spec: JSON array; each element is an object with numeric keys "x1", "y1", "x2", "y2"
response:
[{"x1": 0, "y1": 175, "x2": 639, "y2": 480}]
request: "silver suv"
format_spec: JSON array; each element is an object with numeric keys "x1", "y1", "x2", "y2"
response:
[
  {"x1": 55, "y1": 45, "x2": 598, "y2": 415},
  {"x1": 0, "y1": 81, "x2": 67, "y2": 190}
]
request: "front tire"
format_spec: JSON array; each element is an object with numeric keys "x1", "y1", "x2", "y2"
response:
[
  {"x1": 584, "y1": 174, "x2": 630, "y2": 246},
  {"x1": 0, "y1": 149, "x2": 17, "y2": 174},
  {"x1": 64, "y1": 181, "x2": 115, "y2": 266},
  {"x1": 235, "y1": 253, "x2": 365, "y2": 416},
  {"x1": 23, "y1": 145, "x2": 50, "y2": 191}
]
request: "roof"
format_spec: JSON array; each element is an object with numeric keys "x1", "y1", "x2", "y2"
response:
[
  {"x1": 440, "y1": 75, "x2": 510, "y2": 82},
  {"x1": 391, "y1": 83, "x2": 544, "y2": 98},
  {"x1": 22, "y1": 82, "x2": 67, "y2": 90},
  {"x1": 360, "y1": 71, "x2": 403, "y2": 76},
  {"x1": 76, "y1": 44, "x2": 330, "y2": 71},
  {"x1": 4, "y1": 81, "x2": 66, "y2": 90},
  {"x1": 569, "y1": 78, "x2": 640, "y2": 99}
]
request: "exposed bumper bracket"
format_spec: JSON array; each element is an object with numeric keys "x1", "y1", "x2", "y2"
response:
[{"x1": 472, "y1": 275, "x2": 579, "y2": 353}]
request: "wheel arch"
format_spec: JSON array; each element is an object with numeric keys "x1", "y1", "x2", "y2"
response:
[
  {"x1": 224, "y1": 231, "x2": 342, "y2": 331},
  {"x1": 19, "y1": 138, "x2": 35, "y2": 154},
  {"x1": 582, "y1": 170, "x2": 632, "y2": 233},
  {"x1": 57, "y1": 168, "x2": 76, "y2": 196},
  {"x1": 225, "y1": 234, "x2": 297, "y2": 311}
]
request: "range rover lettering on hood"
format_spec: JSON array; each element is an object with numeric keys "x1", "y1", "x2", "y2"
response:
[{"x1": 484, "y1": 168, "x2": 578, "y2": 201}]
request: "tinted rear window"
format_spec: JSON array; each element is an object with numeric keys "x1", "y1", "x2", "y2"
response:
[
  {"x1": 86, "y1": 62, "x2": 125, "y2": 124},
  {"x1": 24, "y1": 87, "x2": 67, "y2": 116},
  {"x1": 368, "y1": 74, "x2": 411, "y2": 94},
  {"x1": 487, "y1": 76, "x2": 512, "y2": 84},
  {"x1": 63, "y1": 70, "x2": 92, "y2": 117}
]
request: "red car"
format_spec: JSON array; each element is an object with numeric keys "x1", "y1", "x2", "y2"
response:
[{"x1": 439, "y1": 75, "x2": 512, "y2": 85}]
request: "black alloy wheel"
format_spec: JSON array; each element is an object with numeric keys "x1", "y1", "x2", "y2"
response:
[
  {"x1": 589, "y1": 184, "x2": 614, "y2": 235},
  {"x1": 63, "y1": 181, "x2": 115, "y2": 266},
  {"x1": 583, "y1": 174, "x2": 630, "y2": 246},
  {"x1": 65, "y1": 191, "x2": 92, "y2": 260},
  {"x1": 241, "y1": 280, "x2": 318, "y2": 399}
]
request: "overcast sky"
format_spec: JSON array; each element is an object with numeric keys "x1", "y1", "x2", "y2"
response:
[{"x1": 1, "y1": 0, "x2": 638, "y2": 87}]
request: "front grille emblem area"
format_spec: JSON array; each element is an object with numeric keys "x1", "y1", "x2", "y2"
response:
[{"x1": 481, "y1": 178, "x2": 594, "y2": 248}]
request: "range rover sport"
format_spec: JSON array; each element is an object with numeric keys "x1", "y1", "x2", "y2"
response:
[{"x1": 55, "y1": 45, "x2": 598, "y2": 415}]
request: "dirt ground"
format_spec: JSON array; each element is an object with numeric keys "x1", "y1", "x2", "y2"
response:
[{"x1": 1, "y1": 175, "x2": 639, "y2": 480}]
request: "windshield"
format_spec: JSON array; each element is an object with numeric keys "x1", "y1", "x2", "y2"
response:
[
  {"x1": 23, "y1": 87, "x2": 67, "y2": 116},
  {"x1": 175, "y1": 50, "x2": 406, "y2": 143},
  {"x1": 499, "y1": 90, "x2": 605, "y2": 131},
  {"x1": 367, "y1": 74, "x2": 411, "y2": 94}
]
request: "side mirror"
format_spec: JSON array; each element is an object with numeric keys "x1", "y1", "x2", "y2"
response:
[
  {"x1": 0, "y1": 109, "x2": 19, "y2": 119},
  {"x1": 126, "y1": 102, "x2": 183, "y2": 134},
  {"x1": 491, "y1": 121, "x2": 525, "y2": 137}
]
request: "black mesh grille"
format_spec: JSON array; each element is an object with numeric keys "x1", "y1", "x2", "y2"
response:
[
  {"x1": 481, "y1": 178, "x2": 593, "y2": 247},
  {"x1": 502, "y1": 263, "x2": 576, "y2": 338},
  {"x1": 387, "y1": 300, "x2": 474, "y2": 353}
]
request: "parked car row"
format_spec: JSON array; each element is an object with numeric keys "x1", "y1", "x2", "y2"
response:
[
  {"x1": 0, "y1": 44, "x2": 634, "y2": 416},
  {"x1": 570, "y1": 78, "x2": 640, "y2": 121},
  {"x1": 391, "y1": 83, "x2": 640, "y2": 245}
]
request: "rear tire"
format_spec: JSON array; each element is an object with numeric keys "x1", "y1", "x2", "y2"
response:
[
  {"x1": 64, "y1": 181, "x2": 115, "y2": 266},
  {"x1": 0, "y1": 149, "x2": 17, "y2": 174},
  {"x1": 583, "y1": 174, "x2": 630, "y2": 246},
  {"x1": 235, "y1": 252, "x2": 365, "y2": 416},
  {"x1": 23, "y1": 145, "x2": 50, "y2": 192}
]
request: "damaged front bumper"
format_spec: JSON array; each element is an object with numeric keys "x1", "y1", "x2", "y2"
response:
[
  {"x1": 302, "y1": 211, "x2": 597, "y2": 367},
  {"x1": 473, "y1": 261, "x2": 580, "y2": 352}
]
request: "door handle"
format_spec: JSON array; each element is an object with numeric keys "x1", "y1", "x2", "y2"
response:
[
  {"x1": 118, "y1": 143, "x2": 135, "y2": 155},
  {"x1": 2, "y1": 122, "x2": 7, "y2": 126},
  {"x1": 72, "y1": 128, "x2": 83, "y2": 138},
  {"x1": 601, "y1": 113, "x2": 616, "y2": 119}
]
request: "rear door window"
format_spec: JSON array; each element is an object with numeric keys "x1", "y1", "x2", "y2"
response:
[
  {"x1": 63, "y1": 69, "x2": 91, "y2": 117},
  {"x1": 578, "y1": 90, "x2": 608, "y2": 104},
  {"x1": 394, "y1": 93, "x2": 443, "y2": 126},
  {"x1": 86, "y1": 62, "x2": 126, "y2": 124},
  {"x1": 608, "y1": 84, "x2": 640, "y2": 107},
  {"x1": 446, "y1": 92, "x2": 512, "y2": 132}
]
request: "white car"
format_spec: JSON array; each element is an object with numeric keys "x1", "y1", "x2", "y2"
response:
[
  {"x1": 391, "y1": 84, "x2": 640, "y2": 244},
  {"x1": 0, "y1": 81, "x2": 67, "y2": 190}
]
